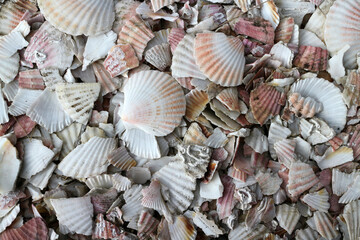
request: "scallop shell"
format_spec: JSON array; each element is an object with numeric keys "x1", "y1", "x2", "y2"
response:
[
  {"x1": 58, "y1": 137, "x2": 116, "y2": 179},
  {"x1": 313, "y1": 211, "x2": 339, "y2": 240},
  {"x1": 256, "y1": 170, "x2": 282, "y2": 195},
  {"x1": 260, "y1": 0, "x2": 280, "y2": 29},
  {"x1": 51, "y1": 197, "x2": 93, "y2": 236},
  {"x1": 137, "y1": 210, "x2": 159, "y2": 240},
  {"x1": 343, "y1": 199, "x2": 360, "y2": 240},
  {"x1": 90, "y1": 188, "x2": 118, "y2": 215},
  {"x1": 343, "y1": 70, "x2": 360, "y2": 108},
  {"x1": 104, "y1": 44, "x2": 139, "y2": 78},
  {"x1": 107, "y1": 146, "x2": 137, "y2": 170},
  {"x1": 275, "y1": 17, "x2": 294, "y2": 43},
  {"x1": 302, "y1": 188, "x2": 330, "y2": 212},
  {"x1": 120, "y1": 70, "x2": 186, "y2": 136},
  {"x1": 293, "y1": 45, "x2": 328, "y2": 72},
  {"x1": 274, "y1": 0, "x2": 315, "y2": 26},
  {"x1": 204, "y1": 128, "x2": 228, "y2": 148},
  {"x1": 56, "y1": 123, "x2": 83, "y2": 159},
  {"x1": 8, "y1": 89, "x2": 42, "y2": 116},
  {"x1": 234, "y1": 17, "x2": 275, "y2": 45},
  {"x1": 274, "y1": 138, "x2": 296, "y2": 168},
  {"x1": 185, "y1": 90, "x2": 209, "y2": 122},
  {"x1": 55, "y1": 83, "x2": 101, "y2": 124},
  {"x1": 276, "y1": 204, "x2": 300, "y2": 234},
  {"x1": 145, "y1": 43, "x2": 171, "y2": 71},
  {"x1": 29, "y1": 163, "x2": 56, "y2": 190},
  {"x1": 194, "y1": 32, "x2": 245, "y2": 87},
  {"x1": 171, "y1": 34, "x2": 206, "y2": 80},
  {"x1": 146, "y1": 29, "x2": 170, "y2": 51},
  {"x1": 93, "y1": 214, "x2": 121, "y2": 239},
  {"x1": 339, "y1": 175, "x2": 360, "y2": 204},
  {"x1": 85, "y1": 174, "x2": 113, "y2": 190},
  {"x1": 317, "y1": 146, "x2": 354, "y2": 170},
  {"x1": 332, "y1": 168, "x2": 360, "y2": 196},
  {"x1": 24, "y1": 22, "x2": 74, "y2": 73},
  {"x1": 0, "y1": 53, "x2": 19, "y2": 84},
  {"x1": 288, "y1": 92, "x2": 323, "y2": 118},
  {"x1": 80, "y1": 126, "x2": 106, "y2": 143},
  {"x1": 0, "y1": 31, "x2": 28, "y2": 58},
  {"x1": 216, "y1": 88, "x2": 240, "y2": 113},
  {"x1": 121, "y1": 184, "x2": 143, "y2": 226},
  {"x1": 2, "y1": 79, "x2": 19, "y2": 102},
  {"x1": 290, "y1": 78, "x2": 347, "y2": 133},
  {"x1": 217, "y1": 175, "x2": 235, "y2": 220},
  {"x1": 168, "y1": 28, "x2": 185, "y2": 53},
  {"x1": 245, "y1": 128, "x2": 269, "y2": 154},
  {"x1": 18, "y1": 70, "x2": 45, "y2": 90},
  {"x1": 113, "y1": 0, "x2": 140, "y2": 34},
  {"x1": 0, "y1": 138, "x2": 20, "y2": 194},
  {"x1": 299, "y1": 29, "x2": 326, "y2": 49},
  {"x1": 92, "y1": 61, "x2": 119, "y2": 95},
  {"x1": 19, "y1": 139, "x2": 55, "y2": 180},
  {"x1": 0, "y1": 204, "x2": 20, "y2": 233},
  {"x1": 118, "y1": 15, "x2": 154, "y2": 60},
  {"x1": 112, "y1": 173, "x2": 132, "y2": 192},
  {"x1": 27, "y1": 88, "x2": 73, "y2": 133},
  {"x1": 288, "y1": 161, "x2": 319, "y2": 197},
  {"x1": 168, "y1": 215, "x2": 197, "y2": 240},
  {"x1": 209, "y1": 101, "x2": 242, "y2": 130},
  {"x1": 37, "y1": 0, "x2": 115, "y2": 36},
  {"x1": 183, "y1": 122, "x2": 207, "y2": 145},
  {"x1": 0, "y1": 217, "x2": 48, "y2": 240},
  {"x1": 295, "y1": 227, "x2": 319, "y2": 240},
  {"x1": 229, "y1": 223, "x2": 268, "y2": 240},
  {"x1": 152, "y1": 161, "x2": 196, "y2": 213},
  {"x1": 151, "y1": 0, "x2": 175, "y2": 12},
  {"x1": 250, "y1": 84, "x2": 283, "y2": 125},
  {"x1": 0, "y1": 88, "x2": 9, "y2": 125},
  {"x1": 270, "y1": 42, "x2": 294, "y2": 68},
  {"x1": 13, "y1": 115, "x2": 37, "y2": 138}
]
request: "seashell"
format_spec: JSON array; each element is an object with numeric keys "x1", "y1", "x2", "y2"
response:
[
  {"x1": 0, "y1": 88, "x2": 8, "y2": 125},
  {"x1": 104, "y1": 44, "x2": 139, "y2": 78},
  {"x1": 183, "y1": 123, "x2": 207, "y2": 145},
  {"x1": 137, "y1": 210, "x2": 160, "y2": 240},
  {"x1": 229, "y1": 222, "x2": 268, "y2": 240},
  {"x1": 275, "y1": 17, "x2": 294, "y2": 43},
  {"x1": 2, "y1": 79, "x2": 19, "y2": 103},
  {"x1": 58, "y1": 137, "x2": 116, "y2": 179},
  {"x1": 8, "y1": 89, "x2": 42, "y2": 116},
  {"x1": 293, "y1": 45, "x2": 328, "y2": 72},
  {"x1": 118, "y1": 15, "x2": 154, "y2": 60},
  {"x1": 29, "y1": 163, "x2": 56, "y2": 190},
  {"x1": 0, "y1": 217, "x2": 48, "y2": 240},
  {"x1": 327, "y1": 44, "x2": 350, "y2": 83},
  {"x1": 216, "y1": 88, "x2": 240, "y2": 113},
  {"x1": 288, "y1": 161, "x2": 319, "y2": 197},
  {"x1": 234, "y1": 17, "x2": 275, "y2": 45},
  {"x1": 151, "y1": 0, "x2": 175, "y2": 12},
  {"x1": 80, "y1": 126, "x2": 105, "y2": 143},
  {"x1": 200, "y1": 171, "x2": 224, "y2": 199},
  {"x1": 18, "y1": 69, "x2": 44, "y2": 90},
  {"x1": 0, "y1": 138, "x2": 20, "y2": 194},
  {"x1": 299, "y1": 29, "x2": 326, "y2": 49},
  {"x1": 93, "y1": 214, "x2": 121, "y2": 239},
  {"x1": 260, "y1": 0, "x2": 280, "y2": 29},
  {"x1": 324, "y1": 0, "x2": 360, "y2": 69},
  {"x1": 302, "y1": 188, "x2": 330, "y2": 212},
  {"x1": 55, "y1": 82, "x2": 100, "y2": 124},
  {"x1": 0, "y1": 31, "x2": 28, "y2": 58},
  {"x1": 40, "y1": 68, "x2": 65, "y2": 91},
  {"x1": 256, "y1": 170, "x2": 282, "y2": 195},
  {"x1": 0, "y1": 191, "x2": 24, "y2": 218},
  {"x1": 0, "y1": 53, "x2": 19, "y2": 84},
  {"x1": 268, "y1": 120, "x2": 292, "y2": 159},
  {"x1": 146, "y1": 29, "x2": 170, "y2": 51},
  {"x1": 288, "y1": 92, "x2": 323, "y2": 118},
  {"x1": 313, "y1": 211, "x2": 339, "y2": 240},
  {"x1": 166, "y1": 215, "x2": 196, "y2": 240},
  {"x1": 332, "y1": 169, "x2": 360, "y2": 196},
  {"x1": 122, "y1": 185, "x2": 143, "y2": 226},
  {"x1": 194, "y1": 32, "x2": 245, "y2": 87},
  {"x1": 291, "y1": 78, "x2": 347, "y2": 133},
  {"x1": 276, "y1": 204, "x2": 301, "y2": 234},
  {"x1": 217, "y1": 175, "x2": 235, "y2": 220},
  {"x1": 92, "y1": 61, "x2": 120, "y2": 95},
  {"x1": 245, "y1": 128, "x2": 269, "y2": 154},
  {"x1": 37, "y1": 0, "x2": 115, "y2": 36},
  {"x1": 317, "y1": 146, "x2": 353, "y2": 170},
  {"x1": 85, "y1": 174, "x2": 113, "y2": 190},
  {"x1": 112, "y1": 173, "x2": 132, "y2": 192},
  {"x1": 126, "y1": 167, "x2": 151, "y2": 184},
  {"x1": 152, "y1": 160, "x2": 196, "y2": 213},
  {"x1": 24, "y1": 22, "x2": 74, "y2": 73},
  {"x1": 51, "y1": 196, "x2": 93, "y2": 236},
  {"x1": 168, "y1": 28, "x2": 185, "y2": 53},
  {"x1": 185, "y1": 90, "x2": 209, "y2": 122},
  {"x1": 342, "y1": 199, "x2": 360, "y2": 240},
  {"x1": 270, "y1": 42, "x2": 294, "y2": 68},
  {"x1": 189, "y1": 211, "x2": 223, "y2": 237},
  {"x1": 145, "y1": 43, "x2": 172, "y2": 71},
  {"x1": 250, "y1": 84, "x2": 284, "y2": 125},
  {"x1": 204, "y1": 128, "x2": 228, "y2": 148},
  {"x1": 274, "y1": 0, "x2": 315, "y2": 25},
  {"x1": 209, "y1": 102, "x2": 241, "y2": 131},
  {"x1": 0, "y1": 204, "x2": 20, "y2": 233},
  {"x1": 172, "y1": 34, "x2": 206, "y2": 80},
  {"x1": 27, "y1": 88, "x2": 73, "y2": 133},
  {"x1": 300, "y1": 118, "x2": 335, "y2": 145},
  {"x1": 295, "y1": 227, "x2": 320, "y2": 240},
  {"x1": 343, "y1": 70, "x2": 360, "y2": 108},
  {"x1": 245, "y1": 197, "x2": 276, "y2": 229},
  {"x1": 339, "y1": 174, "x2": 360, "y2": 204},
  {"x1": 274, "y1": 138, "x2": 296, "y2": 168},
  {"x1": 120, "y1": 70, "x2": 186, "y2": 136},
  {"x1": 56, "y1": 123, "x2": 83, "y2": 159},
  {"x1": 13, "y1": 115, "x2": 37, "y2": 138},
  {"x1": 19, "y1": 139, "x2": 54, "y2": 180},
  {"x1": 113, "y1": 0, "x2": 140, "y2": 34},
  {"x1": 90, "y1": 188, "x2": 118, "y2": 215},
  {"x1": 107, "y1": 146, "x2": 137, "y2": 170}
]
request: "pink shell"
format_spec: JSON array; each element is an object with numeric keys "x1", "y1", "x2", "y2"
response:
[
  {"x1": 275, "y1": 17, "x2": 294, "y2": 43},
  {"x1": 93, "y1": 214, "x2": 121, "y2": 239},
  {"x1": 287, "y1": 161, "x2": 319, "y2": 197},
  {"x1": 107, "y1": 146, "x2": 137, "y2": 170},
  {"x1": 0, "y1": 191, "x2": 26, "y2": 211},
  {"x1": 175, "y1": 77, "x2": 194, "y2": 90},
  {"x1": 228, "y1": 166, "x2": 247, "y2": 182},
  {"x1": 168, "y1": 28, "x2": 185, "y2": 53},
  {"x1": 293, "y1": 45, "x2": 328, "y2": 72},
  {"x1": 0, "y1": 118, "x2": 16, "y2": 137},
  {"x1": 137, "y1": 210, "x2": 160, "y2": 240},
  {"x1": 18, "y1": 69, "x2": 45, "y2": 90},
  {"x1": 93, "y1": 62, "x2": 118, "y2": 94},
  {"x1": 91, "y1": 188, "x2": 118, "y2": 215},
  {"x1": 185, "y1": 90, "x2": 209, "y2": 121},
  {"x1": 104, "y1": 44, "x2": 139, "y2": 78},
  {"x1": 14, "y1": 115, "x2": 36, "y2": 138},
  {"x1": 0, "y1": 217, "x2": 48, "y2": 240},
  {"x1": 234, "y1": 17, "x2": 275, "y2": 45},
  {"x1": 217, "y1": 175, "x2": 235, "y2": 219}
]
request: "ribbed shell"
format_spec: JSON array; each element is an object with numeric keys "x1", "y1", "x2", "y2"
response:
[
  {"x1": 112, "y1": 173, "x2": 132, "y2": 192},
  {"x1": 0, "y1": 53, "x2": 19, "y2": 84},
  {"x1": 295, "y1": 227, "x2": 319, "y2": 240},
  {"x1": 146, "y1": 29, "x2": 170, "y2": 51},
  {"x1": 92, "y1": 61, "x2": 118, "y2": 95},
  {"x1": 234, "y1": 17, "x2": 275, "y2": 44},
  {"x1": 151, "y1": 0, "x2": 175, "y2": 12},
  {"x1": 0, "y1": 88, "x2": 9, "y2": 124},
  {"x1": 120, "y1": 70, "x2": 186, "y2": 136},
  {"x1": 137, "y1": 210, "x2": 159, "y2": 240},
  {"x1": 18, "y1": 70, "x2": 45, "y2": 90},
  {"x1": 191, "y1": 211, "x2": 223, "y2": 237},
  {"x1": 313, "y1": 211, "x2": 339, "y2": 240},
  {"x1": 113, "y1": 0, "x2": 140, "y2": 34},
  {"x1": 0, "y1": 204, "x2": 20, "y2": 233},
  {"x1": 37, "y1": 0, "x2": 115, "y2": 36},
  {"x1": 118, "y1": 15, "x2": 154, "y2": 60},
  {"x1": 168, "y1": 28, "x2": 185, "y2": 53},
  {"x1": 0, "y1": 217, "x2": 48, "y2": 240},
  {"x1": 216, "y1": 88, "x2": 240, "y2": 113},
  {"x1": 324, "y1": 0, "x2": 360, "y2": 68},
  {"x1": 8, "y1": 89, "x2": 42, "y2": 116},
  {"x1": 104, "y1": 44, "x2": 139, "y2": 78},
  {"x1": 299, "y1": 29, "x2": 326, "y2": 49},
  {"x1": 85, "y1": 174, "x2": 113, "y2": 190},
  {"x1": 275, "y1": 17, "x2": 294, "y2": 43},
  {"x1": 56, "y1": 123, "x2": 83, "y2": 159},
  {"x1": 302, "y1": 188, "x2": 330, "y2": 212},
  {"x1": 343, "y1": 199, "x2": 360, "y2": 240},
  {"x1": 288, "y1": 92, "x2": 323, "y2": 118},
  {"x1": 276, "y1": 204, "x2": 300, "y2": 234},
  {"x1": 255, "y1": 170, "x2": 282, "y2": 195},
  {"x1": 318, "y1": 146, "x2": 354, "y2": 170},
  {"x1": 332, "y1": 169, "x2": 360, "y2": 196},
  {"x1": 0, "y1": 31, "x2": 28, "y2": 58},
  {"x1": 51, "y1": 197, "x2": 93, "y2": 236},
  {"x1": 229, "y1": 223, "x2": 268, "y2": 240},
  {"x1": 245, "y1": 128, "x2": 269, "y2": 154},
  {"x1": 145, "y1": 43, "x2": 172, "y2": 71},
  {"x1": 93, "y1": 214, "x2": 121, "y2": 239},
  {"x1": 55, "y1": 83, "x2": 100, "y2": 124},
  {"x1": 0, "y1": 138, "x2": 20, "y2": 194},
  {"x1": 2, "y1": 79, "x2": 18, "y2": 102},
  {"x1": 288, "y1": 161, "x2": 319, "y2": 197},
  {"x1": 58, "y1": 137, "x2": 116, "y2": 179},
  {"x1": 274, "y1": 138, "x2": 296, "y2": 168},
  {"x1": 293, "y1": 45, "x2": 328, "y2": 72},
  {"x1": 261, "y1": 0, "x2": 280, "y2": 29},
  {"x1": 339, "y1": 175, "x2": 360, "y2": 204},
  {"x1": 168, "y1": 216, "x2": 197, "y2": 240},
  {"x1": 185, "y1": 90, "x2": 209, "y2": 122},
  {"x1": 29, "y1": 163, "x2": 56, "y2": 190},
  {"x1": 343, "y1": 70, "x2": 360, "y2": 108},
  {"x1": 183, "y1": 123, "x2": 207, "y2": 145},
  {"x1": 291, "y1": 78, "x2": 347, "y2": 133},
  {"x1": 107, "y1": 146, "x2": 137, "y2": 170},
  {"x1": 217, "y1": 175, "x2": 235, "y2": 220},
  {"x1": 194, "y1": 32, "x2": 245, "y2": 87}
]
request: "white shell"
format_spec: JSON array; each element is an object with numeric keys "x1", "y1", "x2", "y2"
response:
[
  {"x1": 332, "y1": 169, "x2": 360, "y2": 196},
  {"x1": 57, "y1": 137, "x2": 116, "y2": 179},
  {"x1": 85, "y1": 174, "x2": 114, "y2": 190},
  {"x1": 204, "y1": 128, "x2": 228, "y2": 148},
  {"x1": 296, "y1": 227, "x2": 319, "y2": 240},
  {"x1": 244, "y1": 128, "x2": 269, "y2": 154},
  {"x1": 107, "y1": 146, "x2": 137, "y2": 170},
  {"x1": 56, "y1": 123, "x2": 83, "y2": 159},
  {"x1": 126, "y1": 167, "x2": 151, "y2": 184},
  {"x1": 112, "y1": 173, "x2": 132, "y2": 192},
  {"x1": 276, "y1": 204, "x2": 301, "y2": 234},
  {"x1": 8, "y1": 89, "x2": 42, "y2": 116},
  {"x1": 270, "y1": 42, "x2": 294, "y2": 68},
  {"x1": 0, "y1": 31, "x2": 28, "y2": 58},
  {"x1": 327, "y1": 44, "x2": 350, "y2": 82},
  {"x1": 55, "y1": 83, "x2": 101, "y2": 124},
  {"x1": 37, "y1": 0, "x2": 115, "y2": 36},
  {"x1": 302, "y1": 188, "x2": 330, "y2": 212},
  {"x1": 27, "y1": 88, "x2": 73, "y2": 133},
  {"x1": 51, "y1": 196, "x2": 94, "y2": 235},
  {"x1": 268, "y1": 120, "x2": 291, "y2": 159},
  {"x1": 274, "y1": 138, "x2": 296, "y2": 168},
  {"x1": 291, "y1": 78, "x2": 347, "y2": 133},
  {"x1": 121, "y1": 184, "x2": 143, "y2": 226},
  {"x1": 317, "y1": 146, "x2": 354, "y2": 170},
  {"x1": 200, "y1": 171, "x2": 224, "y2": 199},
  {"x1": 339, "y1": 175, "x2": 360, "y2": 204},
  {"x1": 313, "y1": 211, "x2": 339, "y2": 239},
  {"x1": 29, "y1": 163, "x2": 56, "y2": 190},
  {"x1": 343, "y1": 199, "x2": 360, "y2": 240},
  {"x1": 145, "y1": 43, "x2": 172, "y2": 71},
  {"x1": 190, "y1": 211, "x2": 223, "y2": 237},
  {"x1": 19, "y1": 139, "x2": 55, "y2": 180},
  {"x1": 288, "y1": 161, "x2": 319, "y2": 197},
  {"x1": 0, "y1": 204, "x2": 20, "y2": 234},
  {"x1": 168, "y1": 215, "x2": 197, "y2": 240},
  {"x1": 0, "y1": 138, "x2": 20, "y2": 194},
  {"x1": 0, "y1": 87, "x2": 8, "y2": 124},
  {"x1": 274, "y1": 0, "x2": 315, "y2": 25},
  {"x1": 299, "y1": 29, "x2": 327, "y2": 49},
  {"x1": 255, "y1": 170, "x2": 282, "y2": 195},
  {"x1": 2, "y1": 78, "x2": 18, "y2": 101},
  {"x1": 229, "y1": 223, "x2": 268, "y2": 240},
  {"x1": 300, "y1": 118, "x2": 335, "y2": 145},
  {"x1": 0, "y1": 53, "x2": 19, "y2": 84}
]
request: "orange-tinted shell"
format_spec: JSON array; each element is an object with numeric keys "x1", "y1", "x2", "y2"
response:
[
  {"x1": 104, "y1": 44, "x2": 139, "y2": 78},
  {"x1": 0, "y1": 217, "x2": 48, "y2": 240}
]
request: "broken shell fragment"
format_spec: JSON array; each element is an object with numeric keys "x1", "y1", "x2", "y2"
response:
[{"x1": 104, "y1": 44, "x2": 139, "y2": 78}]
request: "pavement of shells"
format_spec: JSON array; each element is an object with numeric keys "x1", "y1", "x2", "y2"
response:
[{"x1": 0, "y1": 0, "x2": 359, "y2": 239}]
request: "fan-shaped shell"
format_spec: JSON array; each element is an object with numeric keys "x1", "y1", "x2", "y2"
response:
[
  {"x1": 288, "y1": 161, "x2": 319, "y2": 197},
  {"x1": 2, "y1": 79, "x2": 19, "y2": 101},
  {"x1": 276, "y1": 204, "x2": 300, "y2": 234},
  {"x1": 302, "y1": 188, "x2": 330, "y2": 212},
  {"x1": 288, "y1": 92, "x2": 323, "y2": 118},
  {"x1": 275, "y1": 17, "x2": 294, "y2": 43},
  {"x1": 0, "y1": 204, "x2": 20, "y2": 233},
  {"x1": 145, "y1": 43, "x2": 172, "y2": 71},
  {"x1": 8, "y1": 89, "x2": 42, "y2": 116},
  {"x1": 112, "y1": 173, "x2": 132, "y2": 192},
  {"x1": 313, "y1": 211, "x2": 339, "y2": 239},
  {"x1": 107, "y1": 146, "x2": 137, "y2": 170},
  {"x1": 120, "y1": 70, "x2": 186, "y2": 136},
  {"x1": 137, "y1": 210, "x2": 159, "y2": 240},
  {"x1": 104, "y1": 44, "x2": 139, "y2": 78},
  {"x1": 85, "y1": 174, "x2": 113, "y2": 190},
  {"x1": 194, "y1": 32, "x2": 245, "y2": 87},
  {"x1": 185, "y1": 90, "x2": 209, "y2": 122},
  {"x1": 290, "y1": 78, "x2": 347, "y2": 133},
  {"x1": 56, "y1": 123, "x2": 83, "y2": 159},
  {"x1": 0, "y1": 217, "x2": 48, "y2": 240},
  {"x1": 216, "y1": 88, "x2": 240, "y2": 113},
  {"x1": 0, "y1": 53, "x2": 19, "y2": 84},
  {"x1": 274, "y1": 138, "x2": 296, "y2": 168},
  {"x1": 0, "y1": 138, "x2": 20, "y2": 194},
  {"x1": 343, "y1": 199, "x2": 360, "y2": 240},
  {"x1": 37, "y1": 0, "x2": 115, "y2": 36},
  {"x1": 168, "y1": 215, "x2": 197, "y2": 240},
  {"x1": 229, "y1": 223, "x2": 268, "y2": 240},
  {"x1": 293, "y1": 45, "x2": 328, "y2": 72},
  {"x1": 0, "y1": 88, "x2": 8, "y2": 125},
  {"x1": 92, "y1": 61, "x2": 119, "y2": 95}
]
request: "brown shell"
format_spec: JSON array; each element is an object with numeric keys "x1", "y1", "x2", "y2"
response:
[
  {"x1": 234, "y1": 17, "x2": 275, "y2": 45},
  {"x1": 293, "y1": 45, "x2": 328, "y2": 72},
  {"x1": 275, "y1": 17, "x2": 294, "y2": 43},
  {"x1": 14, "y1": 115, "x2": 37, "y2": 138},
  {"x1": 185, "y1": 90, "x2": 210, "y2": 121}
]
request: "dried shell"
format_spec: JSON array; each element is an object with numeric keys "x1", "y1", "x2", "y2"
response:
[
  {"x1": 38, "y1": 0, "x2": 115, "y2": 36},
  {"x1": 318, "y1": 146, "x2": 354, "y2": 170},
  {"x1": 0, "y1": 53, "x2": 19, "y2": 84},
  {"x1": 216, "y1": 88, "x2": 240, "y2": 113},
  {"x1": 190, "y1": 211, "x2": 223, "y2": 237},
  {"x1": 302, "y1": 188, "x2": 330, "y2": 212},
  {"x1": 342, "y1": 199, "x2": 360, "y2": 240},
  {"x1": 8, "y1": 89, "x2": 42, "y2": 116},
  {"x1": 274, "y1": 138, "x2": 296, "y2": 168},
  {"x1": 200, "y1": 171, "x2": 224, "y2": 199},
  {"x1": 234, "y1": 17, "x2": 275, "y2": 45},
  {"x1": 256, "y1": 170, "x2": 282, "y2": 195},
  {"x1": 113, "y1": 0, "x2": 140, "y2": 33},
  {"x1": 13, "y1": 115, "x2": 37, "y2": 138},
  {"x1": 275, "y1": 0, "x2": 315, "y2": 26},
  {"x1": 168, "y1": 28, "x2": 185, "y2": 53},
  {"x1": 168, "y1": 215, "x2": 196, "y2": 240},
  {"x1": 293, "y1": 45, "x2": 328, "y2": 72},
  {"x1": 270, "y1": 42, "x2": 294, "y2": 68},
  {"x1": 268, "y1": 120, "x2": 292, "y2": 159},
  {"x1": 339, "y1": 174, "x2": 360, "y2": 204},
  {"x1": 145, "y1": 43, "x2": 171, "y2": 71},
  {"x1": 56, "y1": 123, "x2": 83, "y2": 159},
  {"x1": 0, "y1": 89, "x2": 8, "y2": 125},
  {"x1": 0, "y1": 217, "x2": 48, "y2": 240},
  {"x1": 137, "y1": 210, "x2": 159, "y2": 240},
  {"x1": 0, "y1": 138, "x2": 20, "y2": 194},
  {"x1": 313, "y1": 211, "x2": 339, "y2": 240},
  {"x1": 288, "y1": 161, "x2": 319, "y2": 197},
  {"x1": 332, "y1": 169, "x2": 360, "y2": 196},
  {"x1": 275, "y1": 17, "x2": 294, "y2": 43},
  {"x1": 343, "y1": 70, "x2": 360, "y2": 108},
  {"x1": 276, "y1": 204, "x2": 301, "y2": 234},
  {"x1": 112, "y1": 173, "x2": 132, "y2": 192},
  {"x1": 183, "y1": 122, "x2": 207, "y2": 145},
  {"x1": 261, "y1": 0, "x2": 280, "y2": 29},
  {"x1": 229, "y1": 223, "x2": 268, "y2": 240},
  {"x1": 85, "y1": 174, "x2": 113, "y2": 190},
  {"x1": 288, "y1": 92, "x2": 323, "y2": 118},
  {"x1": 18, "y1": 70, "x2": 44, "y2": 90},
  {"x1": 299, "y1": 29, "x2": 326, "y2": 49},
  {"x1": 295, "y1": 227, "x2": 319, "y2": 240},
  {"x1": 245, "y1": 128, "x2": 269, "y2": 154},
  {"x1": 104, "y1": 44, "x2": 139, "y2": 77},
  {"x1": 92, "y1": 61, "x2": 119, "y2": 95},
  {"x1": 0, "y1": 31, "x2": 28, "y2": 58},
  {"x1": 0, "y1": 204, "x2": 20, "y2": 233},
  {"x1": 107, "y1": 146, "x2": 137, "y2": 170},
  {"x1": 93, "y1": 214, "x2": 121, "y2": 239},
  {"x1": 217, "y1": 175, "x2": 235, "y2": 220},
  {"x1": 121, "y1": 185, "x2": 143, "y2": 226},
  {"x1": 185, "y1": 90, "x2": 209, "y2": 122},
  {"x1": 29, "y1": 163, "x2": 56, "y2": 190}
]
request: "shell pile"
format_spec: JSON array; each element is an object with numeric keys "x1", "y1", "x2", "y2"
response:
[{"x1": 1, "y1": 0, "x2": 360, "y2": 239}]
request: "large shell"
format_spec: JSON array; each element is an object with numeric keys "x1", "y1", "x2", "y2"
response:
[
  {"x1": 287, "y1": 161, "x2": 319, "y2": 197},
  {"x1": 342, "y1": 199, "x2": 360, "y2": 240},
  {"x1": 37, "y1": 0, "x2": 115, "y2": 36},
  {"x1": 276, "y1": 204, "x2": 300, "y2": 234},
  {"x1": 172, "y1": 34, "x2": 206, "y2": 80},
  {"x1": 293, "y1": 45, "x2": 328, "y2": 72},
  {"x1": 118, "y1": 15, "x2": 154, "y2": 60},
  {"x1": 302, "y1": 188, "x2": 330, "y2": 212},
  {"x1": 0, "y1": 53, "x2": 19, "y2": 84},
  {"x1": 55, "y1": 83, "x2": 101, "y2": 124},
  {"x1": 324, "y1": 0, "x2": 360, "y2": 68},
  {"x1": 290, "y1": 78, "x2": 347, "y2": 133},
  {"x1": 185, "y1": 90, "x2": 209, "y2": 122},
  {"x1": 194, "y1": 32, "x2": 245, "y2": 87},
  {"x1": 120, "y1": 70, "x2": 186, "y2": 136},
  {"x1": 0, "y1": 217, "x2": 48, "y2": 240},
  {"x1": 0, "y1": 138, "x2": 20, "y2": 194},
  {"x1": 58, "y1": 137, "x2": 116, "y2": 179},
  {"x1": 107, "y1": 146, "x2": 137, "y2": 170},
  {"x1": 8, "y1": 89, "x2": 42, "y2": 116},
  {"x1": 104, "y1": 44, "x2": 139, "y2": 78},
  {"x1": 51, "y1": 197, "x2": 93, "y2": 236}
]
